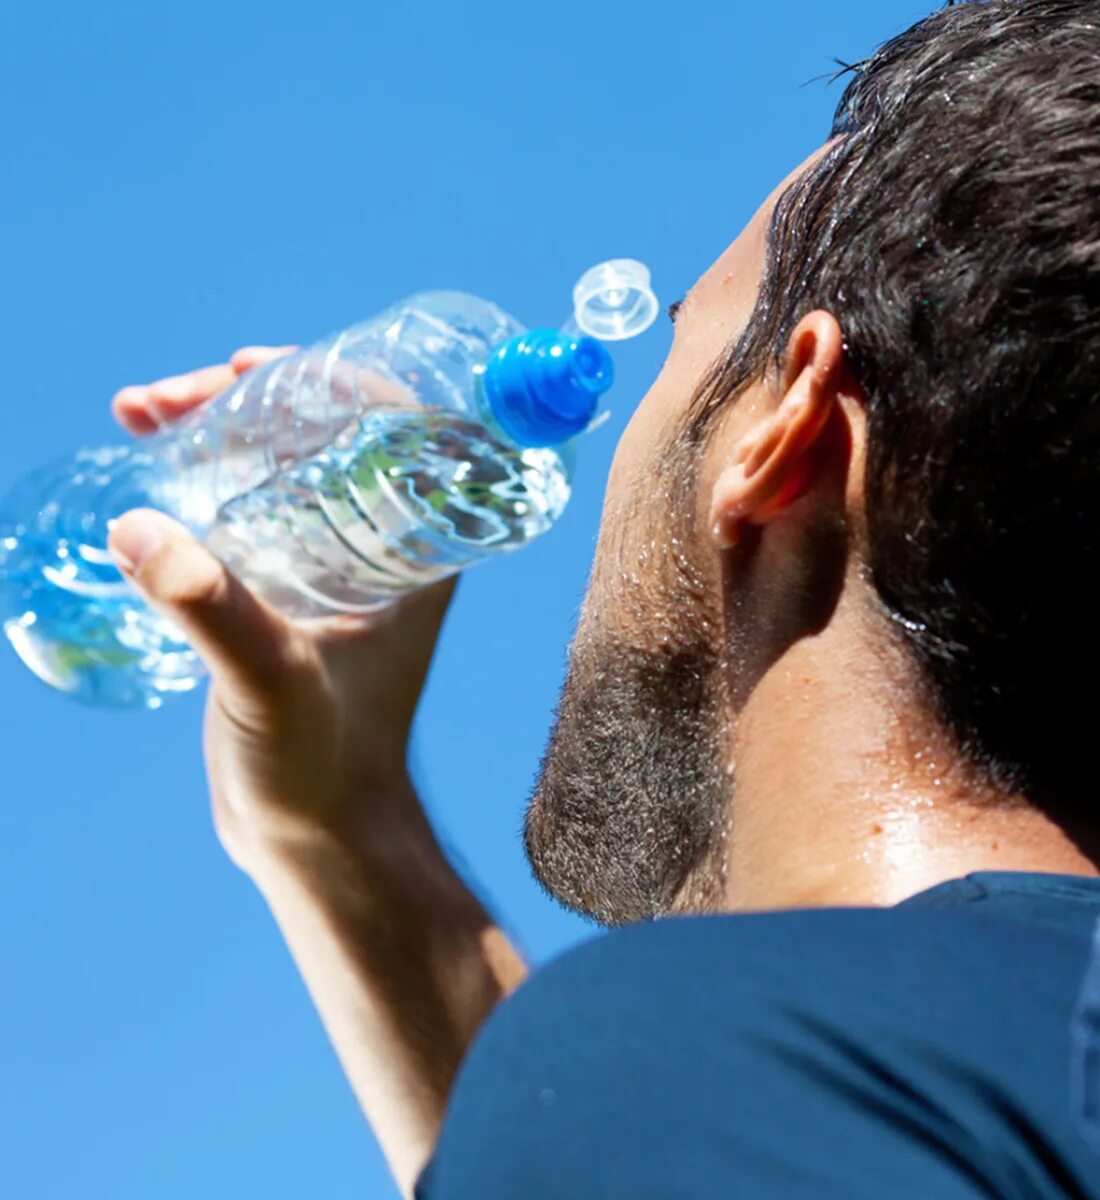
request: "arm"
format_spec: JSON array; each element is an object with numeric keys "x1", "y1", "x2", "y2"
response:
[
  {"x1": 246, "y1": 786, "x2": 526, "y2": 1195},
  {"x1": 109, "y1": 350, "x2": 527, "y2": 1197}
]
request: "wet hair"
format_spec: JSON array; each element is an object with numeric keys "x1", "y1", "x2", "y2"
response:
[{"x1": 689, "y1": 0, "x2": 1100, "y2": 805}]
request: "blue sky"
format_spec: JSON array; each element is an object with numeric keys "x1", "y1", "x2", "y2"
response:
[{"x1": 0, "y1": 2, "x2": 936, "y2": 1195}]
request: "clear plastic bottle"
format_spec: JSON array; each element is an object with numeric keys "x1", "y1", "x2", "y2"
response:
[{"x1": 0, "y1": 260, "x2": 658, "y2": 710}]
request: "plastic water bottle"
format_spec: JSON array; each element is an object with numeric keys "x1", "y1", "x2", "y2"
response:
[{"x1": 0, "y1": 260, "x2": 658, "y2": 710}]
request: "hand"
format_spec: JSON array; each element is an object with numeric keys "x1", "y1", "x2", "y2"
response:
[{"x1": 109, "y1": 348, "x2": 457, "y2": 872}]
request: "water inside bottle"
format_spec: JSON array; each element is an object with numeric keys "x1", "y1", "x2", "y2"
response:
[
  {"x1": 207, "y1": 406, "x2": 572, "y2": 617},
  {"x1": 0, "y1": 406, "x2": 571, "y2": 707}
]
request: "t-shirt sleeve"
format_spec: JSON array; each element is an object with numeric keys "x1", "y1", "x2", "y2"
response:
[{"x1": 415, "y1": 911, "x2": 1020, "y2": 1199}]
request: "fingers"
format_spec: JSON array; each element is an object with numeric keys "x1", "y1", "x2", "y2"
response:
[
  {"x1": 107, "y1": 508, "x2": 306, "y2": 716},
  {"x1": 112, "y1": 363, "x2": 239, "y2": 435},
  {"x1": 111, "y1": 347, "x2": 296, "y2": 437},
  {"x1": 230, "y1": 344, "x2": 298, "y2": 374}
]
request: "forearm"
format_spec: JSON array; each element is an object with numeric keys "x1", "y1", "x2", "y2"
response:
[{"x1": 244, "y1": 778, "x2": 527, "y2": 1198}]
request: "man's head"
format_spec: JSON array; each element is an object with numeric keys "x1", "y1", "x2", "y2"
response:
[{"x1": 524, "y1": 0, "x2": 1100, "y2": 925}]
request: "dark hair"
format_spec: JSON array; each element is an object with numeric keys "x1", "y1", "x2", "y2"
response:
[{"x1": 689, "y1": 0, "x2": 1100, "y2": 804}]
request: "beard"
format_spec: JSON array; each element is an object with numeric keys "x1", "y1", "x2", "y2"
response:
[
  {"x1": 522, "y1": 431, "x2": 733, "y2": 927},
  {"x1": 522, "y1": 632, "x2": 731, "y2": 926}
]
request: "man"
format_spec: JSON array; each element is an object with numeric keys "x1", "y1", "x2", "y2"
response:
[{"x1": 107, "y1": 0, "x2": 1100, "y2": 1195}]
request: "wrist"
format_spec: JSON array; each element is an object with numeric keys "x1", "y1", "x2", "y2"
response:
[{"x1": 239, "y1": 778, "x2": 466, "y2": 910}]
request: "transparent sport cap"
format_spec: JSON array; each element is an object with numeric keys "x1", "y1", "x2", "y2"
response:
[{"x1": 560, "y1": 259, "x2": 659, "y2": 342}]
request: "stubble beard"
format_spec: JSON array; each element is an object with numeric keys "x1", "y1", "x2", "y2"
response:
[{"x1": 522, "y1": 434, "x2": 732, "y2": 927}]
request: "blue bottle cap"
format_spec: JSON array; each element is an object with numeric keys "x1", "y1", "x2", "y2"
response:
[{"x1": 481, "y1": 329, "x2": 614, "y2": 448}]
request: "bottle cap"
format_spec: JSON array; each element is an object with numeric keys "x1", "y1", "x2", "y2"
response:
[
  {"x1": 571, "y1": 259, "x2": 659, "y2": 341},
  {"x1": 481, "y1": 330, "x2": 614, "y2": 448}
]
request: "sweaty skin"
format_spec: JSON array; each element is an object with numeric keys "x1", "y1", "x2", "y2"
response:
[
  {"x1": 524, "y1": 143, "x2": 1098, "y2": 921},
  {"x1": 109, "y1": 144, "x2": 1098, "y2": 1197}
]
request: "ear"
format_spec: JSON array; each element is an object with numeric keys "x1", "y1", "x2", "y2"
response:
[{"x1": 709, "y1": 310, "x2": 847, "y2": 548}]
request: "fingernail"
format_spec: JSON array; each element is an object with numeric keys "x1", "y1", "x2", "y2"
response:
[{"x1": 108, "y1": 513, "x2": 166, "y2": 575}]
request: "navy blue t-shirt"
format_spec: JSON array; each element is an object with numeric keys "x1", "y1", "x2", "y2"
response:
[{"x1": 416, "y1": 872, "x2": 1100, "y2": 1198}]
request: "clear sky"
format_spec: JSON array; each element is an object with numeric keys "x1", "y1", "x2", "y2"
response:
[{"x1": 0, "y1": 2, "x2": 936, "y2": 1195}]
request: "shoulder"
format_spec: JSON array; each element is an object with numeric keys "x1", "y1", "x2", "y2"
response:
[
  {"x1": 490, "y1": 903, "x2": 1055, "y2": 1042},
  {"x1": 450, "y1": 905, "x2": 1038, "y2": 1118},
  {"x1": 423, "y1": 906, "x2": 1091, "y2": 1198},
  {"x1": 453, "y1": 902, "x2": 1082, "y2": 1132}
]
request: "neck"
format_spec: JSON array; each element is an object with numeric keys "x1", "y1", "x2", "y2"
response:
[{"x1": 717, "y1": 581, "x2": 1099, "y2": 912}]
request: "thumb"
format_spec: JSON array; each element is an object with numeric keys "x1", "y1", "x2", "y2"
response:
[{"x1": 107, "y1": 508, "x2": 300, "y2": 710}]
